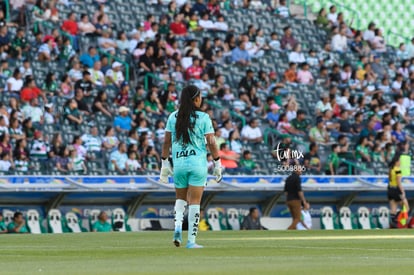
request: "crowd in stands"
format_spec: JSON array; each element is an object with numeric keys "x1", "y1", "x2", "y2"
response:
[{"x1": 0, "y1": 0, "x2": 412, "y2": 176}]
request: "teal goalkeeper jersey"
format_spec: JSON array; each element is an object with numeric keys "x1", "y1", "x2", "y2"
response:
[{"x1": 166, "y1": 110, "x2": 214, "y2": 167}]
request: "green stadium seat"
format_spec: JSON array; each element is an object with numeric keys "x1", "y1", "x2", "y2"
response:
[
  {"x1": 320, "y1": 206, "x2": 336, "y2": 230},
  {"x1": 65, "y1": 212, "x2": 88, "y2": 233},
  {"x1": 226, "y1": 208, "x2": 241, "y2": 230},
  {"x1": 48, "y1": 209, "x2": 64, "y2": 233},
  {"x1": 111, "y1": 208, "x2": 131, "y2": 232},
  {"x1": 357, "y1": 207, "x2": 374, "y2": 230},
  {"x1": 376, "y1": 206, "x2": 390, "y2": 229},
  {"x1": 26, "y1": 209, "x2": 46, "y2": 234},
  {"x1": 338, "y1": 206, "x2": 355, "y2": 230}
]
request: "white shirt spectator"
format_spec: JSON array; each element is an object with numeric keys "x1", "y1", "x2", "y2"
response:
[
  {"x1": 363, "y1": 29, "x2": 375, "y2": 42},
  {"x1": 181, "y1": 57, "x2": 193, "y2": 70},
  {"x1": 199, "y1": 19, "x2": 215, "y2": 30},
  {"x1": 19, "y1": 66, "x2": 33, "y2": 78},
  {"x1": 44, "y1": 112, "x2": 54, "y2": 124},
  {"x1": 269, "y1": 40, "x2": 281, "y2": 51},
  {"x1": 315, "y1": 101, "x2": 332, "y2": 113},
  {"x1": 276, "y1": 6, "x2": 289, "y2": 18},
  {"x1": 22, "y1": 105, "x2": 43, "y2": 123},
  {"x1": 0, "y1": 160, "x2": 11, "y2": 171},
  {"x1": 143, "y1": 29, "x2": 157, "y2": 41},
  {"x1": 68, "y1": 68, "x2": 83, "y2": 82},
  {"x1": 327, "y1": 12, "x2": 337, "y2": 25},
  {"x1": 241, "y1": 125, "x2": 262, "y2": 140},
  {"x1": 214, "y1": 22, "x2": 228, "y2": 32},
  {"x1": 288, "y1": 51, "x2": 306, "y2": 64},
  {"x1": 391, "y1": 102, "x2": 407, "y2": 117},
  {"x1": 392, "y1": 80, "x2": 402, "y2": 92},
  {"x1": 105, "y1": 69, "x2": 124, "y2": 86},
  {"x1": 126, "y1": 158, "x2": 141, "y2": 171},
  {"x1": 220, "y1": 127, "x2": 231, "y2": 139},
  {"x1": 6, "y1": 77, "x2": 23, "y2": 92},
  {"x1": 38, "y1": 43, "x2": 51, "y2": 56},
  {"x1": 82, "y1": 133, "x2": 102, "y2": 152},
  {"x1": 331, "y1": 34, "x2": 347, "y2": 52}
]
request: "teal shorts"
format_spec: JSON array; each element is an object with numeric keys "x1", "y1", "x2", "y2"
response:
[{"x1": 173, "y1": 165, "x2": 207, "y2": 189}]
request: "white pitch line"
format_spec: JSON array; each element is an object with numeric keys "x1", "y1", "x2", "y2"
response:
[
  {"x1": 206, "y1": 235, "x2": 414, "y2": 241},
  {"x1": 280, "y1": 245, "x2": 414, "y2": 253}
]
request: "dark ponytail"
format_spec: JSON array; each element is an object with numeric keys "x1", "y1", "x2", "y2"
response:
[
  {"x1": 389, "y1": 153, "x2": 401, "y2": 181},
  {"x1": 175, "y1": 85, "x2": 200, "y2": 145}
]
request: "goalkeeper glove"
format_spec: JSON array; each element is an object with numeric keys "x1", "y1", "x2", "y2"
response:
[
  {"x1": 213, "y1": 158, "x2": 223, "y2": 183},
  {"x1": 160, "y1": 158, "x2": 173, "y2": 184}
]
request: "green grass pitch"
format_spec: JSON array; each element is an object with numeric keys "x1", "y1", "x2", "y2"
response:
[{"x1": 1, "y1": 230, "x2": 414, "y2": 275}]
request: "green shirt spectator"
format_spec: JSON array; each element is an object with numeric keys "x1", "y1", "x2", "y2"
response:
[
  {"x1": 290, "y1": 110, "x2": 309, "y2": 133},
  {"x1": 92, "y1": 220, "x2": 112, "y2": 232},
  {"x1": 240, "y1": 151, "x2": 257, "y2": 174},
  {"x1": 7, "y1": 212, "x2": 29, "y2": 233},
  {"x1": 325, "y1": 144, "x2": 340, "y2": 175},
  {"x1": 93, "y1": 211, "x2": 112, "y2": 232}
]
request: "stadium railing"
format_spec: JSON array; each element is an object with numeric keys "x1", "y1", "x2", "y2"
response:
[{"x1": 1, "y1": 175, "x2": 412, "y2": 217}]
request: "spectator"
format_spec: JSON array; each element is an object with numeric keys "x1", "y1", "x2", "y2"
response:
[
  {"x1": 102, "y1": 126, "x2": 119, "y2": 152},
  {"x1": 9, "y1": 118, "x2": 25, "y2": 142},
  {"x1": 170, "y1": 13, "x2": 188, "y2": 37},
  {"x1": 228, "y1": 130, "x2": 243, "y2": 154},
  {"x1": 288, "y1": 44, "x2": 305, "y2": 64},
  {"x1": 269, "y1": 32, "x2": 281, "y2": 51},
  {"x1": 0, "y1": 151, "x2": 12, "y2": 172},
  {"x1": 22, "y1": 98, "x2": 43, "y2": 128},
  {"x1": 75, "y1": 70, "x2": 93, "y2": 97},
  {"x1": 240, "y1": 150, "x2": 257, "y2": 174},
  {"x1": 42, "y1": 72, "x2": 58, "y2": 97},
  {"x1": 218, "y1": 143, "x2": 240, "y2": 172},
  {"x1": 355, "y1": 136, "x2": 371, "y2": 162},
  {"x1": 231, "y1": 41, "x2": 251, "y2": 66},
  {"x1": 266, "y1": 103, "x2": 280, "y2": 127},
  {"x1": 363, "y1": 22, "x2": 376, "y2": 44},
  {"x1": 315, "y1": 8, "x2": 330, "y2": 30},
  {"x1": 105, "y1": 61, "x2": 124, "y2": 88},
  {"x1": 144, "y1": 90, "x2": 164, "y2": 118},
  {"x1": 10, "y1": 28, "x2": 29, "y2": 59},
  {"x1": 238, "y1": 69, "x2": 257, "y2": 92},
  {"x1": 78, "y1": 14, "x2": 96, "y2": 36},
  {"x1": 80, "y1": 47, "x2": 100, "y2": 69},
  {"x1": 290, "y1": 109, "x2": 309, "y2": 135},
  {"x1": 283, "y1": 62, "x2": 297, "y2": 83},
  {"x1": 98, "y1": 29, "x2": 117, "y2": 54},
  {"x1": 296, "y1": 63, "x2": 314, "y2": 85},
  {"x1": 20, "y1": 77, "x2": 46, "y2": 103},
  {"x1": 29, "y1": 130, "x2": 49, "y2": 161},
  {"x1": 309, "y1": 116, "x2": 330, "y2": 144},
  {"x1": 69, "y1": 146, "x2": 87, "y2": 173},
  {"x1": 64, "y1": 98, "x2": 83, "y2": 126},
  {"x1": 241, "y1": 119, "x2": 263, "y2": 144},
  {"x1": 325, "y1": 143, "x2": 340, "y2": 175},
  {"x1": 68, "y1": 61, "x2": 83, "y2": 82},
  {"x1": 327, "y1": 5, "x2": 337, "y2": 26},
  {"x1": 6, "y1": 68, "x2": 23, "y2": 93},
  {"x1": 331, "y1": 27, "x2": 347, "y2": 53},
  {"x1": 371, "y1": 28, "x2": 386, "y2": 53},
  {"x1": 89, "y1": 61, "x2": 105, "y2": 87},
  {"x1": 406, "y1": 37, "x2": 414, "y2": 58},
  {"x1": 109, "y1": 142, "x2": 128, "y2": 174},
  {"x1": 19, "y1": 59, "x2": 33, "y2": 79},
  {"x1": 192, "y1": 0, "x2": 208, "y2": 15},
  {"x1": 92, "y1": 91, "x2": 112, "y2": 117},
  {"x1": 92, "y1": 211, "x2": 112, "y2": 232},
  {"x1": 143, "y1": 146, "x2": 159, "y2": 171},
  {"x1": 280, "y1": 26, "x2": 298, "y2": 50},
  {"x1": 81, "y1": 124, "x2": 102, "y2": 154},
  {"x1": 126, "y1": 151, "x2": 143, "y2": 172},
  {"x1": 276, "y1": 113, "x2": 293, "y2": 134},
  {"x1": 114, "y1": 106, "x2": 134, "y2": 133},
  {"x1": 275, "y1": 0, "x2": 290, "y2": 18},
  {"x1": 214, "y1": 14, "x2": 228, "y2": 32},
  {"x1": 241, "y1": 207, "x2": 264, "y2": 230},
  {"x1": 139, "y1": 45, "x2": 156, "y2": 88},
  {"x1": 185, "y1": 57, "x2": 203, "y2": 80},
  {"x1": 303, "y1": 142, "x2": 321, "y2": 173},
  {"x1": 115, "y1": 82, "x2": 130, "y2": 106},
  {"x1": 7, "y1": 212, "x2": 28, "y2": 233}
]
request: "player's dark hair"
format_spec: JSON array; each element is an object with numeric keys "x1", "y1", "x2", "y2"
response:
[{"x1": 175, "y1": 85, "x2": 200, "y2": 145}]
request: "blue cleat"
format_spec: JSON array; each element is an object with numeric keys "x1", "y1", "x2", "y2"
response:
[
  {"x1": 173, "y1": 230, "x2": 182, "y2": 247},
  {"x1": 186, "y1": 242, "x2": 204, "y2": 249}
]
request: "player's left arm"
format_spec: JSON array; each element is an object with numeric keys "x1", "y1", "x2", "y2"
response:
[{"x1": 161, "y1": 131, "x2": 172, "y2": 160}]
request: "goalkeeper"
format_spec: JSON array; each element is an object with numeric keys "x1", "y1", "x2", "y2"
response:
[{"x1": 160, "y1": 85, "x2": 222, "y2": 249}]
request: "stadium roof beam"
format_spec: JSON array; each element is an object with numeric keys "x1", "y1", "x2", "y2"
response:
[
  {"x1": 261, "y1": 192, "x2": 284, "y2": 216},
  {"x1": 126, "y1": 193, "x2": 148, "y2": 217},
  {"x1": 336, "y1": 191, "x2": 360, "y2": 208},
  {"x1": 45, "y1": 193, "x2": 66, "y2": 213}
]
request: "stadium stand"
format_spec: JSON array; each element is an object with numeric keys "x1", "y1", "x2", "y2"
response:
[{"x1": 0, "y1": 0, "x2": 412, "y2": 179}]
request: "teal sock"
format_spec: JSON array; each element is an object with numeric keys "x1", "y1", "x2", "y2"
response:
[
  {"x1": 174, "y1": 199, "x2": 187, "y2": 231},
  {"x1": 188, "y1": 205, "x2": 200, "y2": 243}
]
